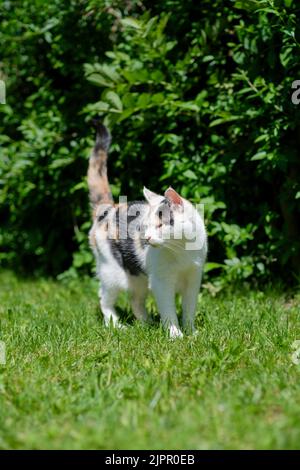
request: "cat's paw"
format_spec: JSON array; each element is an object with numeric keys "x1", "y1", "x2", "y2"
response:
[
  {"x1": 169, "y1": 325, "x2": 184, "y2": 339},
  {"x1": 104, "y1": 318, "x2": 127, "y2": 329},
  {"x1": 184, "y1": 327, "x2": 199, "y2": 337},
  {"x1": 144, "y1": 316, "x2": 155, "y2": 326}
]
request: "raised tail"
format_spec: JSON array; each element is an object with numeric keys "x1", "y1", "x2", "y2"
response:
[{"x1": 87, "y1": 120, "x2": 114, "y2": 218}]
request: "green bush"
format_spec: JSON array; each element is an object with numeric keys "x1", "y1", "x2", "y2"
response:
[
  {"x1": 1, "y1": 0, "x2": 300, "y2": 288},
  {"x1": 0, "y1": 0, "x2": 127, "y2": 274}
]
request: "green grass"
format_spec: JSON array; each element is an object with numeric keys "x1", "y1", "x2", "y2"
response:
[{"x1": 0, "y1": 270, "x2": 299, "y2": 450}]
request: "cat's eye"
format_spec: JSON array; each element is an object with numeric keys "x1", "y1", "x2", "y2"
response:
[{"x1": 157, "y1": 223, "x2": 163, "y2": 228}]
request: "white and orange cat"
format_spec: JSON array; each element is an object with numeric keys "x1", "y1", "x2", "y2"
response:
[{"x1": 88, "y1": 121, "x2": 207, "y2": 338}]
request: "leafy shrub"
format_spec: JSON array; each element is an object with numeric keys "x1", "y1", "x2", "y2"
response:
[
  {"x1": 0, "y1": 0, "x2": 134, "y2": 274},
  {"x1": 1, "y1": 0, "x2": 300, "y2": 288}
]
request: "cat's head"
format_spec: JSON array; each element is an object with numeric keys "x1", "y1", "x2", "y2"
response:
[{"x1": 142, "y1": 186, "x2": 202, "y2": 249}]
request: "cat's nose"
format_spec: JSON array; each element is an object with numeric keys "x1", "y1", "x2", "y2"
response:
[{"x1": 146, "y1": 236, "x2": 151, "y2": 242}]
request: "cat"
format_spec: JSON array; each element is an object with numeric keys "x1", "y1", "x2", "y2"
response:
[{"x1": 88, "y1": 121, "x2": 207, "y2": 338}]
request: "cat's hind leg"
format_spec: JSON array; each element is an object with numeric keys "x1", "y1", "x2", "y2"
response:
[
  {"x1": 99, "y1": 284, "x2": 122, "y2": 327},
  {"x1": 129, "y1": 275, "x2": 150, "y2": 324}
]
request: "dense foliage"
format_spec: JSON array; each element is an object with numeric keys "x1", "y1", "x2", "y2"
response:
[{"x1": 1, "y1": 0, "x2": 300, "y2": 288}]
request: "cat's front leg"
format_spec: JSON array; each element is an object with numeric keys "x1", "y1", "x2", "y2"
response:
[{"x1": 150, "y1": 277, "x2": 183, "y2": 338}]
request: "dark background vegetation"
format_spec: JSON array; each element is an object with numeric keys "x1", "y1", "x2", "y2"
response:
[{"x1": 1, "y1": 0, "x2": 300, "y2": 289}]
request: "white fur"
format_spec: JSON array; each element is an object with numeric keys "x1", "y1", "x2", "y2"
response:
[{"x1": 90, "y1": 190, "x2": 207, "y2": 338}]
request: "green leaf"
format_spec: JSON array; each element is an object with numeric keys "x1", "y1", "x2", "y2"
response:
[
  {"x1": 86, "y1": 73, "x2": 112, "y2": 88},
  {"x1": 151, "y1": 93, "x2": 165, "y2": 104},
  {"x1": 202, "y1": 55, "x2": 214, "y2": 63},
  {"x1": 175, "y1": 101, "x2": 199, "y2": 113},
  {"x1": 105, "y1": 91, "x2": 123, "y2": 111},
  {"x1": 209, "y1": 116, "x2": 240, "y2": 127},
  {"x1": 143, "y1": 17, "x2": 158, "y2": 37},
  {"x1": 251, "y1": 151, "x2": 267, "y2": 161},
  {"x1": 254, "y1": 134, "x2": 268, "y2": 143},
  {"x1": 121, "y1": 18, "x2": 142, "y2": 30},
  {"x1": 137, "y1": 93, "x2": 151, "y2": 109},
  {"x1": 84, "y1": 63, "x2": 120, "y2": 87},
  {"x1": 204, "y1": 263, "x2": 224, "y2": 273},
  {"x1": 280, "y1": 47, "x2": 293, "y2": 67},
  {"x1": 183, "y1": 169, "x2": 197, "y2": 180},
  {"x1": 85, "y1": 101, "x2": 110, "y2": 113},
  {"x1": 49, "y1": 157, "x2": 73, "y2": 169}
]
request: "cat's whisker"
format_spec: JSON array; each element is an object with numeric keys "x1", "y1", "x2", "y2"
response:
[
  {"x1": 163, "y1": 244, "x2": 178, "y2": 255},
  {"x1": 163, "y1": 241, "x2": 186, "y2": 255},
  {"x1": 167, "y1": 240, "x2": 186, "y2": 251}
]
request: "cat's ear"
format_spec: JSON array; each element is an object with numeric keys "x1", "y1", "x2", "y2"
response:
[
  {"x1": 143, "y1": 187, "x2": 164, "y2": 205},
  {"x1": 164, "y1": 187, "x2": 183, "y2": 206}
]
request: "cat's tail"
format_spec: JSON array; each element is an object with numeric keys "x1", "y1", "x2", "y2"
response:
[{"x1": 87, "y1": 119, "x2": 114, "y2": 218}]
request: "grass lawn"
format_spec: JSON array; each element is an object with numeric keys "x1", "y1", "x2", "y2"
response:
[{"x1": 0, "y1": 270, "x2": 299, "y2": 450}]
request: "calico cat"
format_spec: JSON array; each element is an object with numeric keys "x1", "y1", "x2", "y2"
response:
[{"x1": 88, "y1": 121, "x2": 207, "y2": 338}]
